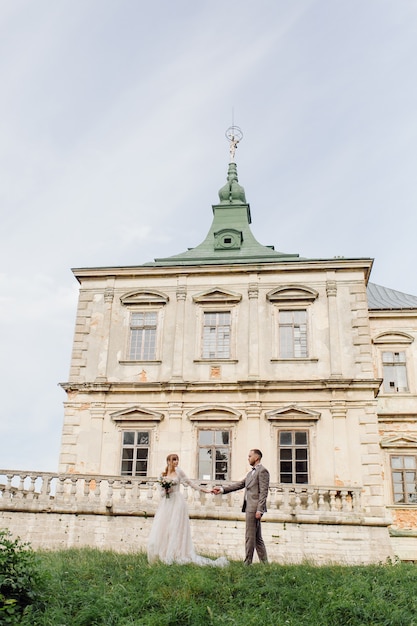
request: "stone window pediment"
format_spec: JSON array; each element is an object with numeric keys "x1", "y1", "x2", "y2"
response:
[
  {"x1": 267, "y1": 285, "x2": 318, "y2": 303},
  {"x1": 373, "y1": 332, "x2": 414, "y2": 345},
  {"x1": 265, "y1": 405, "x2": 321, "y2": 422},
  {"x1": 111, "y1": 406, "x2": 164, "y2": 422},
  {"x1": 192, "y1": 288, "x2": 242, "y2": 305},
  {"x1": 381, "y1": 435, "x2": 417, "y2": 448},
  {"x1": 187, "y1": 405, "x2": 242, "y2": 422},
  {"x1": 120, "y1": 290, "x2": 169, "y2": 306}
]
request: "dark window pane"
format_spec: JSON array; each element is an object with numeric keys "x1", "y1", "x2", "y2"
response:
[
  {"x1": 121, "y1": 460, "x2": 133, "y2": 475},
  {"x1": 295, "y1": 431, "x2": 307, "y2": 445},
  {"x1": 135, "y1": 460, "x2": 147, "y2": 476},
  {"x1": 296, "y1": 449, "x2": 308, "y2": 460},
  {"x1": 280, "y1": 432, "x2": 292, "y2": 446},
  {"x1": 123, "y1": 432, "x2": 135, "y2": 445},
  {"x1": 296, "y1": 475, "x2": 308, "y2": 484},
  {"x1": 296, "y1": 461, "x2": 308, "y2": 472}
]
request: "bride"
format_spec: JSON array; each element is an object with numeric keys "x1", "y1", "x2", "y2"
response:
[{"x1": 147, "y1": 453, "x2": 228, "y2": 566}]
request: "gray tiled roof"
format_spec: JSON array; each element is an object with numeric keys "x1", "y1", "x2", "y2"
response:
[{"x1": 367, "y1": 282, "x2": 417, "y2": 310}]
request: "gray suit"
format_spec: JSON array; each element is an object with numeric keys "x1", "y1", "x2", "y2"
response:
[{"x1": 222, "y1": 464, "x2": 270, "y2": 564}]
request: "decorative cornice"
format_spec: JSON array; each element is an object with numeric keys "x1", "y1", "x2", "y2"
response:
[
  {"x1": 192, "y1": 287, "x2": 242, "y2": 304},
  {"x1": 265, "y1": 404, "x2": 321, "y2": 421},
  {"x1": 110, "y1": 405, "x2": 164, "y2": 422},
  {"x1": 60, "y1": 378, "x2": 382, "y2": 395},
  {"x1": 120, "y1": 289, "x2": 168, "y2": 306},
  {"x1": 267, "y1": 284, "x2": 319, "y2": 303},
  {"x1": 372, "y1": 331, "x2": 414, "y2": 345},
  {"x1": 187, "y1": 405, "x2": 242, "y2": 421}
]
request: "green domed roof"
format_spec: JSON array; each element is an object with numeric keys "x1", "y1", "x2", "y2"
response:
[{"x1": 147, "y1": 135, "x2": 299, "y2": 267}]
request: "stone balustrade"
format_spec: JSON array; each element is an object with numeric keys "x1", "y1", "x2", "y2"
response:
[{"x1": 0, "y1": 470, "x2": 365, "y2": 524}]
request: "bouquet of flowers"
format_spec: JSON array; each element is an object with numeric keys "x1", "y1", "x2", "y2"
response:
[{"x1": 158, "y1": 477, "x2": 174, "y2": 498}]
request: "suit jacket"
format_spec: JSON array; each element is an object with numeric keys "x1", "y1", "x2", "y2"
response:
[{"x1": 222, "y1": 464, "x2": 270, "y2": 514}]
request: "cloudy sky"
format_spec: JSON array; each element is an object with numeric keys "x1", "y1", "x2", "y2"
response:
[{"x1": 1, "y1": 1, "x2": 416, "y2": 472}]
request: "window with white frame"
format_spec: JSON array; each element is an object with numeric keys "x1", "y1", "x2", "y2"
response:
[
  {"x1": 279, "y1": 309, "x2": 308, "y2": 358},
  {"x1": 390, "y1": 455, "x2": 417, "y2": 503},
  {"x1": 202, "y1": 311, "x2": 231, "y2": 359},
  {"x1": 198, "y1": 429, "x2": 231, "y2": 480},
  {"x1": 382, "y1": 351, "x2": 408, "y2": 393},
  {"x1": 120, "y1": 431, "x2": 150, "y2": 476},
  {"x1": 279, "y1": 430, "x2": 309, "y2": 484},
  {"x1": 128, "y1": 311, "x2": 158, "y2": 360}
]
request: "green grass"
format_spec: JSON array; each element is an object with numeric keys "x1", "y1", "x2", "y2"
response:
[{"x1": 17, "y1": 549, "x2": 417, "y2": 626}]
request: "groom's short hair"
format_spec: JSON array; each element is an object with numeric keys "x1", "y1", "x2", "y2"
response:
[{"x1": 252, "y1": 449, "x2": 262, "y2": 459}]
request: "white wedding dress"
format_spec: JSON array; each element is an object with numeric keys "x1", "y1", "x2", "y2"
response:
[{"x1": 147, "y1": 467, "x2": 228, "y2": 567}]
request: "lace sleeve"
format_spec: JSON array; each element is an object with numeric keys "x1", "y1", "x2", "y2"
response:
[{"x1": 176, "y1": 467, "x2": 207, "y2": 492}]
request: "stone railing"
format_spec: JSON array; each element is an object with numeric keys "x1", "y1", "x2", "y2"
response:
[{"x1": 0, "y1": 470, "x2": 365, "y2": 524}]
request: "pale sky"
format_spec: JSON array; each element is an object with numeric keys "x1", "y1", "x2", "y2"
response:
[{"x1": 1, "y1": 0, "x2": 417, "y2": 472}]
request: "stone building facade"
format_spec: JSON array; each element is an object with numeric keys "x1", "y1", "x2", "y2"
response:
[{"x1": 2, "y1": 142, "x2": 416, "y2": 563}]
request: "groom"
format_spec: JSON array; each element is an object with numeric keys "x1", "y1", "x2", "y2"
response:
[{"x1": 212, "y1": 449, "x2": 270, "y2": 565}]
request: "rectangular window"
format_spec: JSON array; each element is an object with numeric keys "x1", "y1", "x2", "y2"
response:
[
  {"x1": 129, "y1": 312, "x2": 157, "y2": 360},
  {"x1": 279, "y1": 430, "x2": 309, "y2": 484},
  {"x1": 279, "y1": 310, "x2": 308, "y2": 358},
  {"x1": 382, "y1": 351, "x2": 408, "y2": 393},
  {"x1": 198, "y1": 429, "x2": 230, "y2": 481},
  {"x1": 121, "y1": 431, "x2": 150, "y2": 476},
  {"x1": 391, "y1": 455, "x2": 417, "y2": 503},
  {"x1": 202, "y1": 311, "x2": 231, "y2": 359}
]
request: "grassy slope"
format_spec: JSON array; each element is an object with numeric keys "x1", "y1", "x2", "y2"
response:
[{"x1": 21, "y1": 549, "x2": 417, "y2": 626}]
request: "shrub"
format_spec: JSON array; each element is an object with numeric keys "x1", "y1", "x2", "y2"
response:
[{"x1": 0, "y1": 529, "x2": 43, "y2": 624}]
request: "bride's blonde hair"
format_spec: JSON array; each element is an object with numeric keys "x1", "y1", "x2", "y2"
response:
[{"x1": 162, "y1": 453, "x2": 179, "y2": 476}]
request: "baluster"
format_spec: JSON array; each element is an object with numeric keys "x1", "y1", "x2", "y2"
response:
[
  {"x1": 56, "y1": 476, "x2": 65, "y2": 501},
  {"x1": 27, "y1": 475, "x2": 36, "y2": 500},
  {"x1": 294, "y1": 489, "x2": 302, "y2": 513},
  {"x1": 106, "y1": 479, "x2": 114, "y2": 508},
  {"x1": 329, "y1": 490, "x2": 337, "y2": 511},
  {"x1": 95, "y1": 478, "x2": 101, "y2": 500},
  {"x1": 40, "y1": 475, "x2": 50, "y2": 499},
  {"x1": 17, "y1": 474, "x2": 26, "y2": 499},
  {"x1": 352, "y1": 489, "x2": 360, "y2": 512},
  {"x1": 5, "y1": 474, "x2": 13, "y2": 499},
  {"x1": 269, "y1": 487, "x2": 277, "y2": 510},
  {"x1": 70, "y1": 477, "x2": 77, "y2": 500},
  {"x1": 119, "y1": 480, "x2": 126, "y2": 502},
  {"x1": 318, "y1": 489, "x2": 325, "y2": 510},
  {"x1": 281, "y1": 487, "x2": 290, "y2": 513},
  {"x1": 146, "y1": 481, "x2": 154, "y2": 501},
  {"x1": 341, "y1": 490, "x2": 349, "y2": 511},
  {"x1": 307, "y1": 488, "x2": 314, "y2": 511}
]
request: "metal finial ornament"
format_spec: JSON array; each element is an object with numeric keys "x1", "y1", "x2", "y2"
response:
[{"x1": 225, "y1": 126, "x2": 243, "y2": 163}]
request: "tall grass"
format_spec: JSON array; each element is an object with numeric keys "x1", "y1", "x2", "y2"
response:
[{"x1": 18, "y1": 549, "x2": 417, "y2": 626}]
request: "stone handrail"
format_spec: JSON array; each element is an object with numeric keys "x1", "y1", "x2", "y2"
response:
[{"x1": 0, "y1": 470, "x2": 364, "y2": 524}]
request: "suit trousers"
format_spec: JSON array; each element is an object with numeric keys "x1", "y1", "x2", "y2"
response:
[{"x1": 244, "y1": 511, "x2": 268, "y2": 565}]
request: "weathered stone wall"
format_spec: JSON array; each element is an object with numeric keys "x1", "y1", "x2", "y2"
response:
[{"x1": 0, "y1": 510, "x2": 396, "y2": 565}]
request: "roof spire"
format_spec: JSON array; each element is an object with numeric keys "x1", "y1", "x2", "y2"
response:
[
  {"x1": 219, "y1": 126, "x2": 247, "y2": 204},
  {"x1": 225, "y1": 125, "x2": 243, "y2": 163}
]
